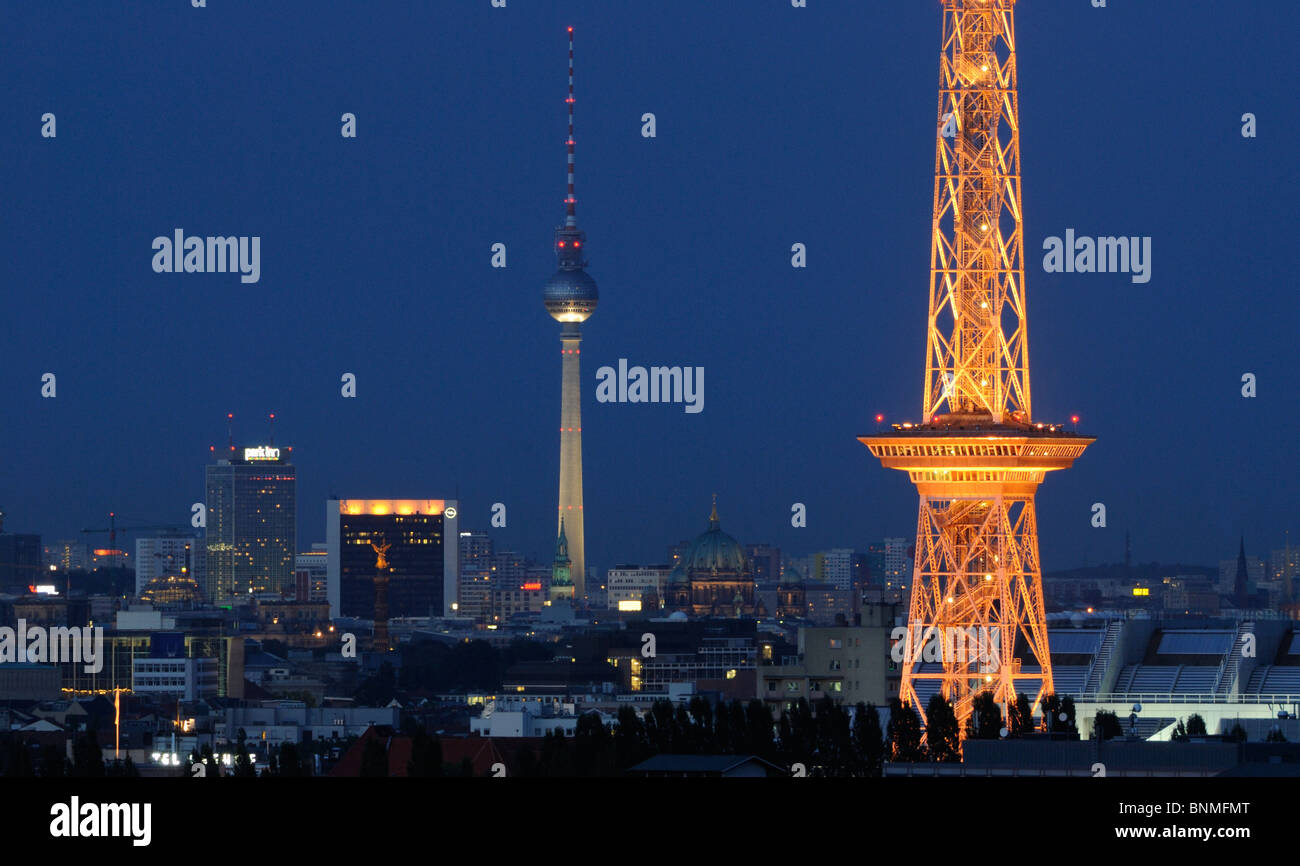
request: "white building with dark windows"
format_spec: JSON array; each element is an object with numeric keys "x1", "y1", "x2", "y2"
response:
[
  {"x1": 217, "y1": 705, "x2": 400, "y2": 747},
  {"x1": 135, "y1": 532, "x2": 200, "y2": 597},
  {"x1": 607, "y1": 566, "x2": 670, "y2": 612},
  {"x1": 132, "y1": 657, "x2": 218, "y2": 701}
]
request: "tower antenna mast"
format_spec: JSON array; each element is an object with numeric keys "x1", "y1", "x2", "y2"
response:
[
  {"x1": 565, "y1": 26, "x2": 577, "y2": 229},
  {"x1": 542, "y1": 26, "x2": 599, "y2": 601}
]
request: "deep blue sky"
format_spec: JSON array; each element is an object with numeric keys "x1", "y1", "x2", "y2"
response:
[{"x1": 1, "y1": 1, "x2": 1296, "y2": 573}]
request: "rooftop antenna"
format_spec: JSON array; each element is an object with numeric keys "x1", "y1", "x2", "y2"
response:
[
  {"x1": 269, "y1": 413, "x2": 276, "y2": 446},
  {"x1": 227, "y1": 413, "x2": 234, "y2": 453}
]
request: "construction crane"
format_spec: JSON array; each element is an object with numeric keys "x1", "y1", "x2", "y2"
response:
[{"x1": 81, "y1": 512, "x2": 188, "y2": 557}]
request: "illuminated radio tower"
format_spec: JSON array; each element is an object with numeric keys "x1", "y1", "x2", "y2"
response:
[
  {"x1": 861, "y1": 0, "x2": 1092, "y2": 732},
  {"x1": 543, "y1": 27, "x2": 597, "y2": 601}
]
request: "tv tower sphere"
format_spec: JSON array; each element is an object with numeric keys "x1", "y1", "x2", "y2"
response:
[{"x1": 543, "y1": 262, "x2": 598, "y2": 322}]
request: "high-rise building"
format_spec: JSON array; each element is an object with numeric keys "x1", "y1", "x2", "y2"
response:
[
  {"x1": 45, "y1": 540, "x2": 92, "y2": 573},
  {"x1": 850, "y1": 553, "x2": 869, "y2": 591},
  {"x1": 326, "y1": 499, "x2": 459, "y2": 619},
  {"x1": 862, "y1": 539, "x2": 912, "y2": 588},
  {"x1": 1270, "y1": 542, "x2": 1298, "y2": 600},
  {"x1": 819, "y1": 549, "x2": 856, "y2": 591},
  {"x1": 543, "y1": 27, "x2": 599, "y2": 601},
  {"x1": 0, "y1": 508, "x2": 41, "y2": 593},
  {"x1": 882, "y1": 538, "x2": 912, "y2": 587},
  {"x1": 489, "y1": 551, "x2": 529, "y2": 588},
  {"x1": 205, "y1": 444, "x2": 296, "y2": 603},
  {"x1": 1218, "y1": 551, "x2": 1265, "y2": 596},
  {"x1": 135, "y1": 531, "x2": 200, "y2": 598},
  {"x1": 862, "y1": 543, "x2": 887, "y2": 584},
  {"x1": 457, "y1": 530, "x2": 494, "y2": 621}
]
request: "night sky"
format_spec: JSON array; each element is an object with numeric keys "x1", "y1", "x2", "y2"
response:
[{"x1": 1, "y1": 1, "x2": 1295, "y2": 574}]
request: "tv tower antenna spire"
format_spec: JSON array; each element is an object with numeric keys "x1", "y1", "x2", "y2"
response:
[
  {"x1": 565, "y1": 25, "x2": 577, "y2": 229},
  {"x1": 543, "y1": 26, "x2": 599, "y2": 602}
]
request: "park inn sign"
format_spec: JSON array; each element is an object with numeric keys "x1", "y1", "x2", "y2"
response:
[{"x1": 243, "y1": 446, "x2": 281, "y2": 462}]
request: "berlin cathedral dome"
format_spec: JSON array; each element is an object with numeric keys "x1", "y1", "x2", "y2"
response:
[{"x1": 666, "y1": 497, "x2": 756, "y2": 618}]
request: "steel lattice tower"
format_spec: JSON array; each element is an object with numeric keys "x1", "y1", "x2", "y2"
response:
[{"x1": 861, "y1": 0, "x2": 1092, "y2": 733}]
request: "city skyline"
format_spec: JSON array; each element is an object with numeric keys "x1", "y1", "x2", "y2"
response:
[
  {"x1": 1, "y1": 1, "x2": 1295, "y2": 577},
  {"x1": 1, "y1": 3, "x2": 1298, "y2": 836}
]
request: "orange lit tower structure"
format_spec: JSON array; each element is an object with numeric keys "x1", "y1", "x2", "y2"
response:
[
  {"x1": 860, "y1": 0, "x2": 1092, "y2": 731},
  {"x1": 543, "y1": 27, "x2": 597, "y2": 601}
]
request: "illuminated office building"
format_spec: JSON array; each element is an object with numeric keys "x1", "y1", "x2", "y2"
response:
[
  {"x1": 205, "y1": 444, "x2": 296, "y2": 603},
  {"x1": 326, "y1": 499, "x2": 459, "y2": 619}
]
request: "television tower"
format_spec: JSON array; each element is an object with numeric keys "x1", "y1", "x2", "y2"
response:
[
  {"x1": 543, "y1": 26, "x2": 597, "y2": 600},
  {"x1": 861, "y1": 0, "x2": 1092, "y2": 732}
]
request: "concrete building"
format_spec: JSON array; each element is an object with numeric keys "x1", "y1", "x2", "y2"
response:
[
  {"x1": 803, "y1": 583, "x2": 856, "y2": 626},
  {"x1": 882, "y1": 538, "x2": 911, "y2": 586},
  {"x1": 759, "y1": 605, "x2": 901, "y2": 710},
  {"x1": 818, "y1": 549, "x2": 856, "y2": 591},
  {"x1": 294, "y1": 544, "x2": 329, "y2": 603},
  {"x1": 0, "y1": 664, "x2": 61, "y2": 700},
  {"x1": 216, "y1": 704, "x2": 400, "y2": 747},
  {"x1": 135, "y1": 532, "x2": 200, "y2": 598},
  {"x1": 469, "y1": 698, "x2": 580, "y2": 738},
  {"x1": 607, "y1": 566, "x2": 670, "y2": 612},
  {"x1": 132, "y1": 656, "x2": 218, "y2": 701}
]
